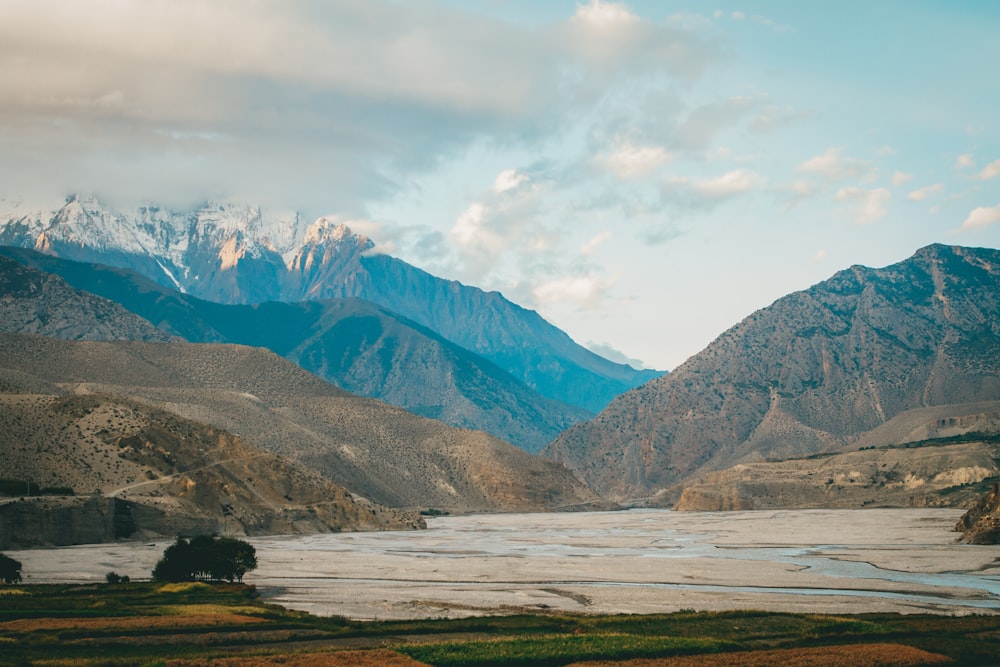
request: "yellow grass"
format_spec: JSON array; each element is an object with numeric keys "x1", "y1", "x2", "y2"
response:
[
  {"x1": 167, "y1": 649, "x2": 431, "y2": 667},
  {"x1": 570, "y1": 642, "x2": 953, "y2": 667},
  {"x1": 0, "y1": 613, "x2": 267, "y2": 633}
]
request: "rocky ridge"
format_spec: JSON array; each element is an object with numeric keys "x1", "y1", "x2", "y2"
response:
[{"x1": 544, "y1": 244, "x2": 1000, "y2": 502}]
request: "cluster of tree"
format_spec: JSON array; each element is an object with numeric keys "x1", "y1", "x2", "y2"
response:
[
  {"x1": 0, "y1": 553, "x2": 22, "y2": 584},
  {"x1": 152, "y1": 535, "x2": 257, "y2": 583}
]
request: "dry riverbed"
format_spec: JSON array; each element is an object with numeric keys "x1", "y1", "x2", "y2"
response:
[{"x1": 9, "y1": 509, "x2": 1000, "y2": 620}]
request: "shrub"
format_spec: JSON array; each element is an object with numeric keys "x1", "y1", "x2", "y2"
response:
[
  {"x1": 152, "y1": 535, "x2": 257, "y2": 583},
  {"x1": 0, "y1": 553, "x2": 22, "y2": 584},
  {"x1": 105, "y1": 571, "x2": 131, "y2": 584}
]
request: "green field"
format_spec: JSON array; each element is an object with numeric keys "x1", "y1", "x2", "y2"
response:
[{"x1": 0, "y1": 582, "x2": 997, "y2": 666}]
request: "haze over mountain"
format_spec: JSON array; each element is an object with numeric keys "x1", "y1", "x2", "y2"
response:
[
  {"x1": 0, "y1": 333, "x2": 606, "y2": 515},
  {"x1": 0, "y1": 248, "x2": 588, "y2": 452},
  {"x1": 0, "y1": 196, "x2": 661, "y2": 414},
  {"x1": 544, "y1": 244, "x2": 1000, "y2": 503}
]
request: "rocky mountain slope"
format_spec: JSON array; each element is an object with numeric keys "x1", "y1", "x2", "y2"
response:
[
  {"x1": 0, "y1": 333, "x2": 607, "y2": 514},
  {"x1": 0, "y1": 196, "x2": 660, "y2": 412},
  {"x1": 0, "y1": 391, "x2": 422, "y2": 549},
  {"x1": 0, "y1": 248, "x2": 588, "y2": 452},
  {"x1": 544, "y1": 244, "x2": 1000, "y2": 503},
  {"x1": 0, "y1": 256, "x2": 174, "y2": 343}
]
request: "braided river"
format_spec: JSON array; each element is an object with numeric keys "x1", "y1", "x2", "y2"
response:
[{"x1": 10, "y1": 509, "x2": 1000, "y2": 619}]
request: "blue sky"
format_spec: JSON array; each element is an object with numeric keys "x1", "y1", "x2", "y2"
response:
[{"x1": 1, "y1": 1, "x2": 998, "y2": 369}]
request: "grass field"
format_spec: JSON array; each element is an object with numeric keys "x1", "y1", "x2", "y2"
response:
[{"x1": 0, "y1": 582, "x2": 997, "y2": 666}]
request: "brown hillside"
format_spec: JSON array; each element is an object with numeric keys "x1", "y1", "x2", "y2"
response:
[
  {"x1": 0, "y1": 333, "x2": 606, "y2": 514},
  {"x1": 545, "y1": 244, "x2": 1000, "y2": 502},
  {"x1": 0, "y1": 392, "x2": 421, "y2": 548}
]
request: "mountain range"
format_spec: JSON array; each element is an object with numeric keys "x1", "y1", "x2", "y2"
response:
[
  {"x1": 0, "y1": 195, "x2": 660, "y2": 416},
  {"x1": 0, "y1": 248, "x2": 586, "y2": 452},
  {"x1": 0, "y1": 330, "x2": 606, "y2": 532},
  {"x1": 544, "y1": 244, "x2": 1000, "y2": 503},
  {"x1": 4, "y1": 193, "x2": 1000, "y2": 542}
]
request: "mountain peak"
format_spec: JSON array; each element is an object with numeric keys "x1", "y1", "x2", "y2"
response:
[{"x1": 303, "y1": 217, "x2": 374, "y2": 250}]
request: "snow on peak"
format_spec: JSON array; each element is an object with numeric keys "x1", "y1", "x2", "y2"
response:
[{"x1": 303, "y1": 217, "x2": 372, "y2": 250}]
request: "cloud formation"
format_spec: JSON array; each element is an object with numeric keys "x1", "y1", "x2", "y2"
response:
[
  {"x1": 906, "y1": 184, "x2": 944, "y2": 201},
  {"x1": 979, "y1": 160, "x2": 1000, "y2": 180},
  {"x1": 836, "y1": 187, "x2": 891, "y2": 224},
  {"x1": 797, "y1": 148, "x2": 873, "y2": 182},
  {"x1": 961, "y1": 204, "x2": 1000, "y2": 231},
  {"x1": 0, "y1": 0, "x2": 717, "y2": 216}
]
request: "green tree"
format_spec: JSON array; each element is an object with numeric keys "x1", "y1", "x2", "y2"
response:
[
  {"x1": 0, "y1": 553, "x2": 22, "y2": 584},
  {"x1": 152, "y1": 535, "x2": 257, "y2": 583}
]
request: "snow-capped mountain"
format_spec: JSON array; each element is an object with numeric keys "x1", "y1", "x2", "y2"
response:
[{"x1": 0, "y1": 195, "x2": 661, "y2": 413}]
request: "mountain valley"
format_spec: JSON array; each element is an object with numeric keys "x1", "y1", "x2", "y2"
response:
[{"x1": 4, "y1": 200, "x2": 1000, "y2": 548}]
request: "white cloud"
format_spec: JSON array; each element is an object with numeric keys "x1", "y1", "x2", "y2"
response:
[
  {"x1": 835, "y1": 187, "x2": 891, "y2": 224},
  {"x1": 0, "y1": 0, "x2": 718, "y2": 214},
  {"x1": 978, "y1": 160, "x2": 1000, "y2": 180},
  {"x1": 580, "y1": 231, "x2": 613, "y2": 256},
  {"x1": 691, "y1": 169, "x2": 763, "y2": 197},
  {"x1": 603, "y1": 143, "x2": 671, "y2": 178},
  {"x1": 906, "y1": 184, "x2": 944, "y2": 201},
  {"x1": 492, "y1": 169, "x2": 528, "y2": 193},
  {"x1": 450, "y1": 202, "x2": 490, "y2": 247},
  {"x1": 960, "y1": 204, "x2": 1000, "y2": 231},
  {"x1": 891, "y1": 171, "x2": 913, "y2": 186},
  {"x1": 533, "y1": 274, "x2": 614, "y2": 310},
  {"x1": 955, "y1": 154, "x2": 976, "y2": 169},
  {"x1": 572, "y1": 0, "x2": 639, "y2": 26},
  {"x1": 797, "y1": 148, "x2": 871, "y2": 182}
]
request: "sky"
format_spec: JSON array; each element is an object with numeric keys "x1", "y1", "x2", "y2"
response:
[{"x1": 1, "y1": 1, "x2": 998, "y2": 370}]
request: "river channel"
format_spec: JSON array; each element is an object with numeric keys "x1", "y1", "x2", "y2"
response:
[{"x1": 9, "y1": 509, "x2": 1000, "y2": 619}]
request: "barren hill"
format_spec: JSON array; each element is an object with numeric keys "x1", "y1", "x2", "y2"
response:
[
  {"x1": 544, "y1": 244, "x2": 1000, "y2": 502},
  {"x1": 0, "y1": 392, "x2": 421, "y2": 549},
  {"x1": 0, "y1": 334, "x2": 606, "y2": 514}
]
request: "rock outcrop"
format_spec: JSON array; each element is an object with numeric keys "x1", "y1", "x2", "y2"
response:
[
  {"x1": 674, "y1": 438, "x2": 999, "y2": 511},
  {"x1": 956, "y1": 483, "x2": 1000, "y2": 544}
]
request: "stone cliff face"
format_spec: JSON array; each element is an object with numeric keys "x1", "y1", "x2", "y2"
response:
[
  {"x1": 544, "y1": 244, "x2": 1000, "y2": 502},
  {"x1": 956, "y1": 483, "x2": 1000, "y2": 544}
]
